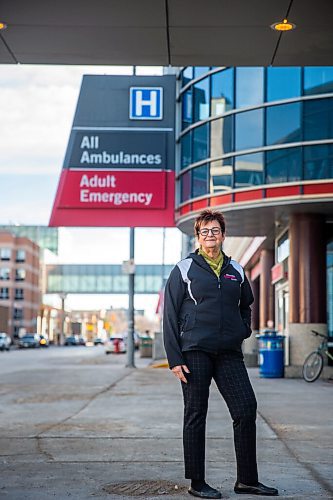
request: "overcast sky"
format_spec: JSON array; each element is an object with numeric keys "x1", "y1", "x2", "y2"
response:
[{"x1": 0, "y1": 64, "x2": 182, "y2": 315}]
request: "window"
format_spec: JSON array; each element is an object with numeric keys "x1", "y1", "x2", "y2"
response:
[
  {"x1": 16, "y1": 249, "x2": 26, "y2": 262},
  {"x1": 181, "y1": 132, "x2": 192, "y2": 168},
  {"x1": 193, "y1": 124, "x2": 209, "y2": 163},
  {"x1": 15, "y1": 269, "x2": 26, "y2": 281},
  {"x1": 182, "y1": 67, "x2": 193, "y2": 86},
  {"x1": 182, "y1": 88, "x2": 193, "y2": 129},
  {"x1": 266, "y1": 148, "x2": 302, "y2": 184},
  {"x1": 211, "y1": 68, "x2": 234, "y2": 115},
  {"x1": 266, "y1": 67, "x2": 301, "y2": 102},
  {"x1": 235, "y1": 109, "x2": 264, "y2": 151},
  {"x1": 304, "y1": 67, "x2": 333, "y2": 95},
  {"x1": 192, "y1": 164, "x2": 209, "y2": 198},
  {"x1": 266, "y1": 102, "x2": 302, "y2": 145},
  {"x1": 277, "y1": 233, "x2": 290, "y2": 263},
  {"x1": 194, "y1": 67, "x2": 210, "y2": 79},
  {"x1": 210, "y1": 158, "x2": 233, "y2": 193},
  {"x1": 193, "y1": 77, "x2": 210, "y2": 121},
  {"x1": 236, "y1": 67, "x2": 264, "y2": 108},
  {"x1": 210, "y1": 114, "x2": 233, "y2": 157},
  {"x1": 303, "y1": 98, "x2": 333, "y2": 141},
  {"x1": 234, "y1": 153, "x2": 264, "y2": 188},
  {"x1": 95, "y1": 275, "x2": 112, "y2": 293},
  {"x1": 0, "y1": 268, "x2": 10, "y2": 280},
  {"x1": 15, "y1": 288, "x2": 24, "y2": 300},
  {"x1": 0, "y1": 248, "x2": 11, "y2": 261},
  {"x1": 13, "y1": 308, "x2": 23, "y2": 320},
  {"x1": 304, "y1": 144, "x2": 333, "y2": 180},
  {"x1": 0, "y1": 287, "x2": 9, "y2": 299},
  {"x1": 180, "y1": 171, "x2": 192, "y2": 202}
]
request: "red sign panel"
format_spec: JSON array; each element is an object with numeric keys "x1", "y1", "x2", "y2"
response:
[
  {"x1": 58, "y1": 170, "x2": 166, "y2": 209},
  {"x1": 49, "y1": 169, "x2": 175, "y2": 227}
]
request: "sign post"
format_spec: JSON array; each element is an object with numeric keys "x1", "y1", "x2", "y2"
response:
[{"x1": 125, "y1": 229, "x2": 135, "y2": 368}]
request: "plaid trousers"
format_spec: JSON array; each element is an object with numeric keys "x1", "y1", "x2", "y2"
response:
[{"x1": 181, "y1": 349, "x2": 258, "y2": 484}]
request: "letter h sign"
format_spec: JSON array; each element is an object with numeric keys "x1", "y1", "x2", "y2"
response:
[{"x1": 130, "y1": 87, "x2": 163, "y2": 120}]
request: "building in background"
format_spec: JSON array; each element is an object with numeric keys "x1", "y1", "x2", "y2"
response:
[
  {"x1": 176, "y1": 66, "x2": 333, "y2": 373},
  {"x1": 0, "y1": 226, "x2": 59, "y2": 255},
  {"x1": 0, "y1": 232, "x2": 40, "y2": 338}
]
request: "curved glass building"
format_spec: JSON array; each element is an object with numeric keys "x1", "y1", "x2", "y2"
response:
[{"x1": 176, "y1": 67, "x2": 333, "y2": 372}]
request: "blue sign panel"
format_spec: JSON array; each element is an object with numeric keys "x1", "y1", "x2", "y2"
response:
[{"x1": 130, "y1": 87, "x2": 163, "y2": 120}]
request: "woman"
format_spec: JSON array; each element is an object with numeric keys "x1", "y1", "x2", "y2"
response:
[{"x1": 163, "y1": 210, "x2": 278, "y2": 499}]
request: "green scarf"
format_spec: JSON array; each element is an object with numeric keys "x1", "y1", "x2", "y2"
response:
[{"x1": 198, "y1": 248, "x2": 223, "y2": 278}]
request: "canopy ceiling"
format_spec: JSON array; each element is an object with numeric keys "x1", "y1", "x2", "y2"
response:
[{"x1": 1, "y1": 0, "x2": 332, "y2": 66}]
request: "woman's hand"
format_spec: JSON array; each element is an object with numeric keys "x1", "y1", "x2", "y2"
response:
[{"x1": 171, "y1": 365, "x2": 190, "y2": 383}]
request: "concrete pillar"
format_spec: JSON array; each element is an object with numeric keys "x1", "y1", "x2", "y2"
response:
[
  {"x1": 259, "y1": 249, "x2": 274, "y2": 330},
  {"x1": 287, "y1": 213, "x2": 328, "y2": 376},
  {"x1": 288, "y1": 215, "x2": 300, "y2": 323},
  {"x1": 298, "y1": 214, "x2": 326, "y2": 323}
]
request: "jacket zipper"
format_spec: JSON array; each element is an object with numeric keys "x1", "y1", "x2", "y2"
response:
[{"x1": 218, "y1": 275, "x2": 223, "y2": 330}]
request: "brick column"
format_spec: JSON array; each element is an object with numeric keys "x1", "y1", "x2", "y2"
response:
[{"x1": 259, "y1": 249, "x2": 274, "y2": 330}]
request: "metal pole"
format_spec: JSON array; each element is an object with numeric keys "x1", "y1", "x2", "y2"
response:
[
  {"x1": 59, "y1": 293, "x2": 67, "y2": 346},
  {"x1": 126, "y1": 227, "x2": 136, "y2": 368}
]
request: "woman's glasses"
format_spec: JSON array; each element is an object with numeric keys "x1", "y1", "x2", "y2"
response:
[{"x1": 198, "y1": 227, "x2": 221, "y2": 237}]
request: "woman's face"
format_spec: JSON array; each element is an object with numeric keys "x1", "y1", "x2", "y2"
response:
[{"x1": 197, "y1": 219, "x2": 225, "y2": 253}]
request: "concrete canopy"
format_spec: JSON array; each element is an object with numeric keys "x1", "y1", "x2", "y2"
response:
[{"x1": 1, "y1": 0, "x2": 333, "y2": 66}]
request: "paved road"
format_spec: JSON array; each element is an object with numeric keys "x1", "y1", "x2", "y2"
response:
[{"x1": 0, "y1": 347, "x2": 332, "y2": 499}]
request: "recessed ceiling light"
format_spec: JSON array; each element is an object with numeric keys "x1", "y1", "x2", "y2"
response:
[
  {"x1": 0, "y1": 22, "x2": 7, "y2": 31},
  {"x1": 271, "y1": 19, "x2": 296, "y2": 32}
]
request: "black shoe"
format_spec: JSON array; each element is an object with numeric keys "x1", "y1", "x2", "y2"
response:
[
  {"x1": 234, "y1": 481, "x2": 278, "y2": 496},
  {"x1": 188, "y1": 483, "x2": 222, "y2": 499}
]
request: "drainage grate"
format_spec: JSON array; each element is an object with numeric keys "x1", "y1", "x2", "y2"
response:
[{"x1": 102, "y1": 480, "x2": 187, "y2": 496}]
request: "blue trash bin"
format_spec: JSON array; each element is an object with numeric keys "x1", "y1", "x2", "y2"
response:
[{"x1": 257, "y1": 330, "x2": 284, "y2": 378}]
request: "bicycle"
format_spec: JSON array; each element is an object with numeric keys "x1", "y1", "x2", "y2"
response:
[{"x1": 302, "y1": 330, "x2": 333, "y2": 382}]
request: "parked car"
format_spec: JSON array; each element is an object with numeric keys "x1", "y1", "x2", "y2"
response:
[
  {"x1": 105, "y1": 336, "x2": 126, "y2": 354},
  {"x1": 94, "y1": 337, "x2": 104, "y2": 346},
  {"x1": 77, "y1": 336, "x2": 86, "y2": 346},
  {"x1": 64, "y1": 335, "x2": 79, "y2": 346},
  {"x1": 38, "y1": 335, "x2": 49, "y2": 347},
  {"x1": 18, "y1": 334, "x2": 40, "y2": 349},
  {"x1": 0, "y1": 332, "x2": 11, "y2": 351}
]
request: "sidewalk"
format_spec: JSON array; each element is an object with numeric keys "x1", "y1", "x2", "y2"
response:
[{"x1": 0, "y1": 350, "x2": 332, "y2": 499}]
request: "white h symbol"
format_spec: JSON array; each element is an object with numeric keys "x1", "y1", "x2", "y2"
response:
[{"x1": 135, "y1": 90, "x2": 157, "y2": 117}]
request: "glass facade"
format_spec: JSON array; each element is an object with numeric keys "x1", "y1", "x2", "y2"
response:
[
  {"x1": 266, "y1": 102, "x2": 301, "y2": 145},
  {"x1": 192, "y1": 164, "x2": 209, "y2": 198},
  {"x1": 266, "y1": 67, "x2": 301, "y2": 102},
  {"x1": 304, "y1": 67, "x2": 333, "y2": 95},
  {"x1": 192, "y1": 124, "x2": 209, "y2": 163},
  {"x1": 266, "y1": 148, "x2": 302, "y2": 184},
  {"x1": 304, "y1": 144, "x2": 333, "y2": 180},
  {"x1": 211, "y1": 68, "x2": 234, "y2": 115},
  {"x1": 235, "y1": 109, "x2": 263, "y2": 150},
  {"x1": 179, "y1": 66, "x2": 333, "y2": 202},
  {"x1": 235, "y1": 153, "x2": 264, "y2": 188}
]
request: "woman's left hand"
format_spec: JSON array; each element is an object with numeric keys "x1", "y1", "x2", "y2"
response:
[{"x1": 171, "y1": 365, "x2": 190, "y2": 383}]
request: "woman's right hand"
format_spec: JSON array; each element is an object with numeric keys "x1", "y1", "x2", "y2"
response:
[{"x1": 171, "y1": 365, "x2": 190, "y2": 383}]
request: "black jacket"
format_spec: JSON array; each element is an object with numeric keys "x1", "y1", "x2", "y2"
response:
[{"x1": 163, "y1": 250, "x2": 254, "y2": 369}]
